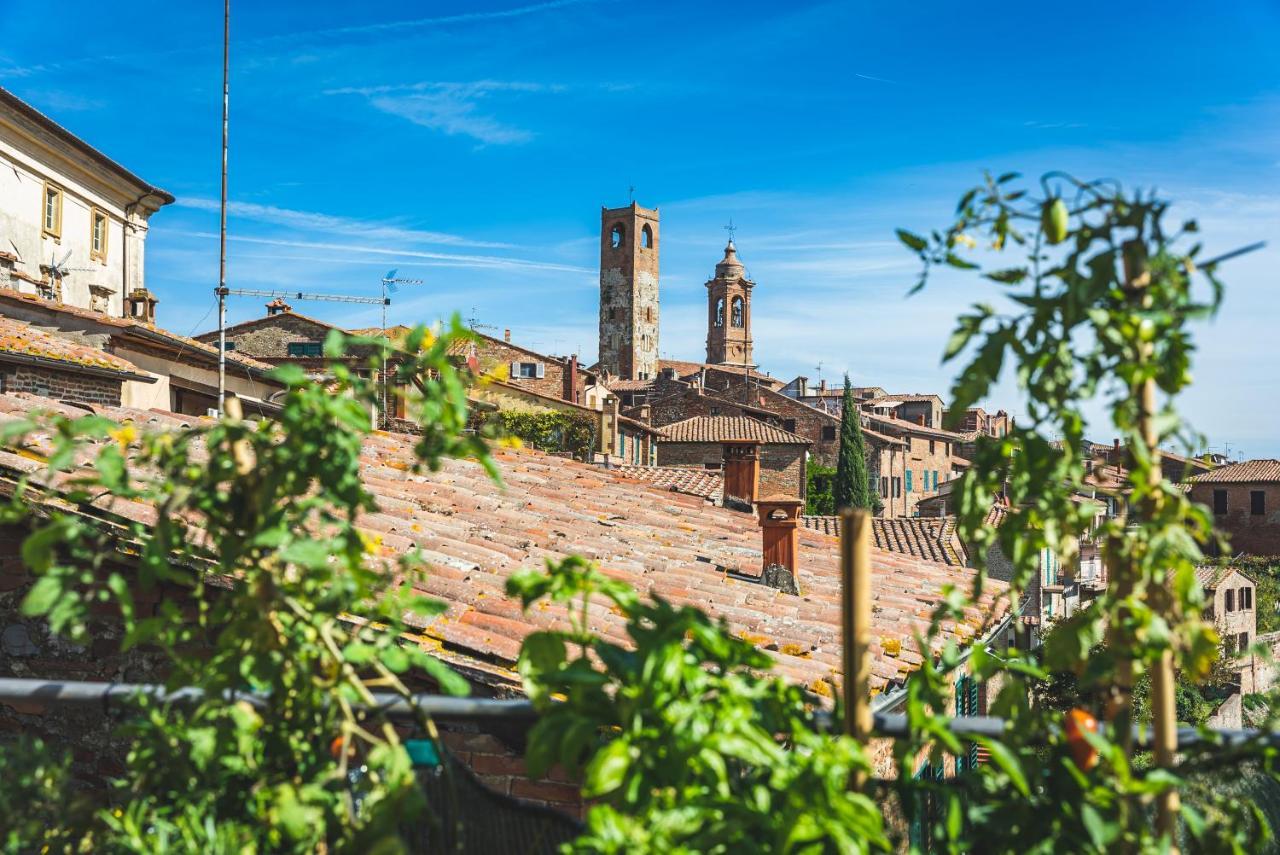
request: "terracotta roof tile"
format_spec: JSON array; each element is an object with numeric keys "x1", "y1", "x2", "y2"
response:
[
  {"x1": 0, "y1": 291, "x2": 275, "y2": 375},
  {"x1": 0, "y1": 316, "x2": 144, "y2": 376},
  {"x1": 0, "y1": 395, "x2": 1008, "y2": 697},
  {"x1": 1189, "y1": 459, "x2": 1280, "y2": 484},
  {"x1": 613, "y1": 465, "x2": 723, "y2": 500},
  {"x1": 661, "y1": 415, "x2": 810, "y2": 445},
  {"x1": 802, "y1": 515, "x2": 966, "y2": 566}
]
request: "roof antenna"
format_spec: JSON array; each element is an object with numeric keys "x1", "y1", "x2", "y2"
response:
[
  {"x1": 216, "y1": 0, "x2": 230, "y2": 415},
  {"x1": 628, "y1": 184, "x2": 635, "y2": 204}
]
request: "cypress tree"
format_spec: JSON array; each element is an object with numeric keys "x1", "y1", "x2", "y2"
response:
[{"x1": 833, "y1": 375, "x2": 872, "y2": 510}]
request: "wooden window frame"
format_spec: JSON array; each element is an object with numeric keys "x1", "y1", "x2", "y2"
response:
[
  {"x1": 90, "y1": 208, "x2": 109, "y2": 262},
  {"x1": 42, "y1": 182, "x2": 64, "y2": 239}
]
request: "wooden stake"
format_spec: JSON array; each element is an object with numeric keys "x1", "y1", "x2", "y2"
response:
[{"x1": 841, "y1": 507, "x2": 872, "y2": 788}]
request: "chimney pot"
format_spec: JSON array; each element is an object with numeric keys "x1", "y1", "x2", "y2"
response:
[
  {"x1": 504, "y1": 329, "x2": 511, "y2": 343},
  {"x1": 722, "y1": 442, "x2": 761, "y2": 512},
  {"x1": 757, "y1": 497, "x2": 803, "y2": 584}
]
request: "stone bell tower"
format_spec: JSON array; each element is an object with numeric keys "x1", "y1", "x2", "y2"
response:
[
  {"x1": 705, "y1": 239, "x2": 754, "y2": 367},
  {"x1": 598, "y1": 202, "x2": 660, "y2": 381}
]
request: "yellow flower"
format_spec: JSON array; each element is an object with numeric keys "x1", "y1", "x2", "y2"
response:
[
  {"x1": 109, "y1": 423, "x2": 137, "y2": 451},
  {"x1": 953, "y1": 233, "x2": 977, "y2": 249}
]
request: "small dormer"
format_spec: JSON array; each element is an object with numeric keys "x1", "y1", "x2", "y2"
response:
[{"x1": 124, "y1": 287, "x2": 158, "y2": 324}]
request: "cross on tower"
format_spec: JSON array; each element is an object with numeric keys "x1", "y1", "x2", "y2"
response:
[{"x1": 724, "y1": 218, "x2": 737, "y2": 243}]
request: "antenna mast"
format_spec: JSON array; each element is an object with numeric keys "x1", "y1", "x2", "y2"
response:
[{"x1": 216, "y1": 0, "x2": 230, "y2": 414}]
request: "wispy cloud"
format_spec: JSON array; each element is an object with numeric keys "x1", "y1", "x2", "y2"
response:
[
  {"x1": 175, "y1": 231, "x2": 593, "y2": 275},
  {"x1": 1023, "y1": 120, "x2": 1087, "y2": 130},
  {"x1": 0, "y1": 0, "x2": 598, "y2": 80},
  {"x1": 174, "y1": 198, "x2": 514, "y2": 249},
  {"x1": 327, "y1": 81, "x2": 558, "y2": 145}
]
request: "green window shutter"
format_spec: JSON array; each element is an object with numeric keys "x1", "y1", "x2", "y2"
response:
[{"x1": 906, "y1": 470, "x2": 913, "y2": 493}]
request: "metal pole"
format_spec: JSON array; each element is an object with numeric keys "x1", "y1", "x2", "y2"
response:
[
  {"x1": 841, "y1": 507, "x2": 872, "y2": 789},
  {"x1": 216, "y1": 0, "x2": 230, "y2": 415}
]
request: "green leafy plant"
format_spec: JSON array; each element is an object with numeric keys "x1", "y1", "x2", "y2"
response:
[
  {"x1": 495, "y1": 410, "x2": 598, "y2": 461},
  {"x1": 805, "y1": 459, "x2": 836, "y2": 515},
  {"x1": 506, "y1": 557, "x2": 888, "y2": 854},
  {"x1": 1, "y1": 318, "x2": 493, "y2": 852}
]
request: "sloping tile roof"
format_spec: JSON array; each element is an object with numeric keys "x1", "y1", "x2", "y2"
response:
[
  {"x1": 1190, "y1": 460, "x2": 1280, "y2": 484},
  {"x1": 0, "y1": 393, "x2": 1007, "y2": 697},
  {"x1": 661, "y1": 416, "x2": 810, "y2": 445},
  {"x1": 0, "y1": 316, "x2": 146, "y2": 377},
  {"x1": 603, "y1": 378, "x2": 654, "y2": 393},
  {"x1": 864, "y1": 413, "x2": 967, "y2": 442},
  {"x1": 0, "y1": 290, "x2": 276, "y2": 376},
  {"x1": 801, "y1": 515, "x2": 966, "y2": 567},
  {"x1": 657, "y1": 359, "x2": 783, "y2": 388},
  {"x1": 612, "y1": 465, "x2": 723, "y2": 501},
  {"x1": 194, "y1": 309, "x2": 341, "y2": 340},
  {"x1": 865, "y1": 393, "x2": 944, "y2": 405}
]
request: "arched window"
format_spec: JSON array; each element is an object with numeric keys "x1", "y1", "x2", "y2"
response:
[
  {"x1": 641, "y1": 224, "x2": 653, "y2": 248},
  {"x1": 731, "y1": 296, "x2": 745, "y2": 328},
  {"x1": 714, "y1": 297, "x2": 725, "y2": 327},
  {"x1": 610, "y1": 223, "x2": 625, "y2": 249}
]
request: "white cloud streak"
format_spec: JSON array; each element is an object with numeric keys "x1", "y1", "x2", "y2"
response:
[
  {"x1": 173, "y1": 198, "x2": 514, "y2": 249},
  {"x1": 174, "y1": 231, "x2": 593, "y2": 275},
  {"x1": 327, "y1": 81, "x2": 559, "y2": 145}
]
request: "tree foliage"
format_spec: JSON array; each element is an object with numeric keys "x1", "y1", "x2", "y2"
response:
[
  {"x1": 833, "y1": 376, "x2": 873, "y2": 512},
  {"x1": 495, "y1": 410, "x2": 598, "y2": 461}
]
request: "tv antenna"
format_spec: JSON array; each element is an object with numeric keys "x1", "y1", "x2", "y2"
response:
[
  {"x1": 223, "y1": 288, "x2": 385, "y2": 306},
  {"x1": 46, "y1": 249, "x2": 94, "y2": 278},
  {"x1": 466, "y1": 307, "x2": 497, "y2": 333}
]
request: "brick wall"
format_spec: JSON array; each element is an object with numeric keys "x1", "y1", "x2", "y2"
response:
[
  {"x1": 0, "y1": 364, "x2": 122, "y2": 407},
  {"x1": 207, "y1": 313, "x2": 342, "y2": 360},
  {"x1": 1192, "y1": 482, "x2": 1280, "y2": 557}
]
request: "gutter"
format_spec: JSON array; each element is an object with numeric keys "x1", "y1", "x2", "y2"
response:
[{"x1": 0, "y1": 350, "x2": 156, "y2": 384}]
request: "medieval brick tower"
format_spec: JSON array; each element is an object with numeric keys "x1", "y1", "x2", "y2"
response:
[
  {"x1": 598, "y1": 203, "x2": 660, "y2": 381},
  {"x1": 705, "y1": 239, "x2": 754, "y2": 367}
]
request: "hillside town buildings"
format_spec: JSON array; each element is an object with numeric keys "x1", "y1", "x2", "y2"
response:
[{"x1": 0, "y1": 81, "x2": 1269, "y2": 819}]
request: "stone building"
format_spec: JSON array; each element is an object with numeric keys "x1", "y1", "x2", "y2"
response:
[
  {"x1": 597, "y1": 202, "x2": 660, "y2": 381},
  {"x1": 0, "y1": 86, "x2": 172, "y2": 316},
  {"x1": 865, "y1": 393, "x2": 945, "y2": 429},
  {"x1": 459, "y1": 328, "x2": 596, "y2": 406},
  {"x1": 1189, "y1": 460, "x2": 1280, "y2": 557},
  {"x1": 779, "y1": 378, "x2": 885, "y2": 416},
  {"x1": 864, "y1": 413, "x2": 967, "y2": 517},
  {"x1": 656, "y1": 415, "x2": 810, "y2": 502},
  {"x1": 705, "y1": 240, "x2": 754, "y2": 367}
]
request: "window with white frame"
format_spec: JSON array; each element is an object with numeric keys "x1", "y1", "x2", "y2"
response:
[
  {"x1": 511, "y1": 361, "x2": 544, "y2": 380},
  {"x1": 42, "y1": 183, "x2": 63, "y2": 238},
  {"x1": 90, "y1": 208, "x2": 108, "y2": 261}
]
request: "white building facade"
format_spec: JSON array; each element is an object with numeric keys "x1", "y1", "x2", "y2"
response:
[{"x1": 0, "y1": 87, "x2": 172, "y2": 316}]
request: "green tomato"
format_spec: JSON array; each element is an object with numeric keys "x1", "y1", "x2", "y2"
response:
[{"x1": 1042, "y1": 198, "x2": 1069, "y2": 244}]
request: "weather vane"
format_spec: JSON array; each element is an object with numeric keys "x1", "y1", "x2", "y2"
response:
[{"x1": 724, "y1": 218, "x2": 737, "y2": 243}]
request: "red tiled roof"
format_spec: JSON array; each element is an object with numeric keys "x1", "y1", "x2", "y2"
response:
[
  {"x1": 802, "y1": 515, "x2": 966, "y2": 567},
  {"x1": 194, "y1": 308, "x2": 341, "y2": 341},
  {"x1": 603, "y1": 378, "x2": 654, "y2": 393},
  {"x1": 661, "y1": 416, "x2": 810, "y2": 445},
  {"x1": 0, "y1": 393, "x2": 1008, "y2": 697},
  {"x1": 0, "y1": 290, "x2": 276, "y2": 376},
  {"x1": 612, "y1": 465, "x2": 723, "y2": 501},
  {"x1": 1189, "y1": 459, "x2": 1280, "y2": 484},
  {"x1": 0, "y1": 316, "x2": 147, "y2": 377},
  {"x1": 864, "y1": 413, "x2": 967, "y2": 442},
  {"x1": 865, "y1": 393, "x2": 944, "y2": 405},
  {"x1": 657, "y1": 359, "x2": 783, "y2": 387}
]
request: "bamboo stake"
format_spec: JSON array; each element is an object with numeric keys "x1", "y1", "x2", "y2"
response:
[
  {"x1": 841, "y1": 507, "x2": 872, "y2": 789},
  {"x1": 1123, "y1": 239, "x2": 1180, "y2": 848}
]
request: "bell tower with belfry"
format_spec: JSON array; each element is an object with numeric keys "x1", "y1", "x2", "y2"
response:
[
  {"x1": 705, "y1": 222, "x2": 754, "y2": 367},
  {"x1": 598, "y1": 201, "x2": 660, "y2": 381}
]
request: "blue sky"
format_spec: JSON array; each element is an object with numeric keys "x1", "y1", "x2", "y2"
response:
[{"x1": 2, "y1": 1, "x2": 1278, "y2": 456}]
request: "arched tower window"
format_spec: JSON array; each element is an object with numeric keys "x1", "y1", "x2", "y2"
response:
[
  {"x1": 641, "y1": 224, "x2": 653, "y2": 248},
  {"x1": 610, "y1": 223, "x2": 625, "y2": 249},
  {"x1": 731, "y1": 296, "x2": 745, "y2": 328},
  {"x1": 715, "y1": 297, "x2": 725, "y2": 327}
]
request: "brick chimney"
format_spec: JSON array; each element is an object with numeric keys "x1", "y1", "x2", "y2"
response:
[
  {"x1": 564, "y1": 353, "x2": 579, "y2": 402},
  {"x1": 796, "y1": 376, "x2": 808, "y2": 397},
  {"x1": 504, "y1": 329, "x2": 511, "y2": 343},
  {"x1": 757, "y1": 497, "x2": 803, "y2": 580},
  {"x1": 819, "y1": 378, "x2": 827, "y2": 393},
  {"x1": 124, "y1": 287, "x2": 158, "y2": 324},
  {"x1": 722, "y1": 441, "x2": 761, "y2": 512},
  {"x1": 266, "y1": 297, "x2": 292, "y2": 316}
]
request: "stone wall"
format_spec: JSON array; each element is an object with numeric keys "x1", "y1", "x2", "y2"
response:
[
  {"x1": 656, "y1": 441, "x2": 805, "y2": 501},
  {"x1": 0, "y1": 363, "x2": 121, "y2": 406},
  {"x1": 471, "y1": 335, "x2": 587, "y2": 403},
  {"x1": 598, "y1": 205, "x2": 659, "y2": 381}
]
